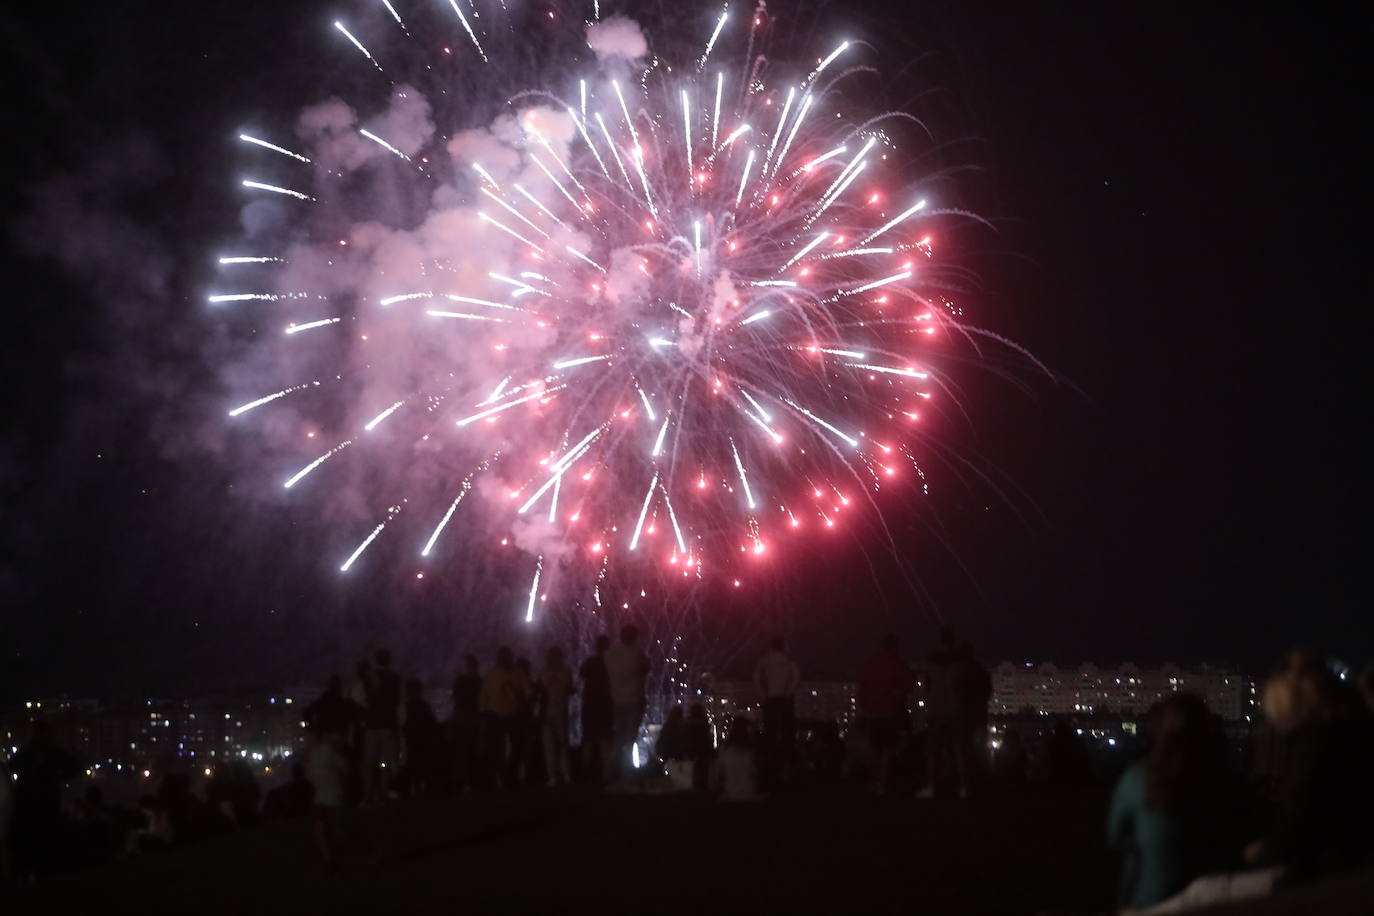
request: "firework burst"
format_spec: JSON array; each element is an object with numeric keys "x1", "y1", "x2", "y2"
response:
[{"x1": 215, "y1": 2, "x2": 975, "y2": 625}]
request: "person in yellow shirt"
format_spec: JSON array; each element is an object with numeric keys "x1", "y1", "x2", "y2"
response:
[{"x1": 480, "y1": 647, "x2": 530, "y2": 787}]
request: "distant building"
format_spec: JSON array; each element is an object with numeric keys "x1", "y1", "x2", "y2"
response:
[
  {"x1": 989, "y1": 662, "x2": 1256, "y2": 722},
  {"x1": 702, "y1": 660, "x2": 1255, "y2": 734}
]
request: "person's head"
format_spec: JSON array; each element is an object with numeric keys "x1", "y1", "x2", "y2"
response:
[
  {"x1": 325, "y1": 674, "x2": 343, "y2": 696},
  {"x1": 1262, "y1": 649, "x2": 1341, "y2": 733},
  {"x1": 938, "y1": 625, "x2": 957, "y2": 649},
  {"x1": 880, "y1": 633, "x2": 900, "y2": 654},
  {"x1": 665, "y1": 705, "x2": 684, "y2": 723},
  {"x1": 620, "y1": 624, "x2": 639, "y2": 646},
  {"x1": 958, "y1": 640, "x2": 975, "y2": 659},
  {"x1": 1145, "y1": 692, "x2": 1218, "y2": 813},
  {"x1": 770, "y1": 636, "x2": 785, "y2": 653},
  {"x1": 84, "y1": 785, "x2": 104, "y2": 807},
  {"x1": 689, "y1": 703, "x2": 706, "y2": 720},
  {"x1": 374, "y1": 648, "x2": 392, "y2": 668},
  {"x1": 727, "y1": 721, "x2": 754, "y2": 748},
  {"x1": 516, "y1": 657, "x2": 532, "y2": 674},
  {"x1": 595, "y1": 635, "x2": 612, "y2": 653},
  {"x1": 406, "y1": 678, "x2": 424, "y2": 700},
  {"x1": 496, "y1": 646, "x2": 514, "y2": 669},
  {"x1": 291, "y1": 761, "x2": 308, "y2": 782},
  {"x1": 546, "y1": 646, "x2": 565, "y2": 667},
  {"x1": 464, "y1": 653, "x2": 480, "y2": 675},
  {"x1": 356, "y1": 659, "x2": 370, "y2": 677}
]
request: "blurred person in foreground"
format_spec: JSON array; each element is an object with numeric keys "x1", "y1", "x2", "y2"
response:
[
  {"x1": 1244, "y1": 650, "x2": 1374, "y2": 885},
  {"x1": 1108, "y1": 693, "x2": 1247, "y2": 910}
]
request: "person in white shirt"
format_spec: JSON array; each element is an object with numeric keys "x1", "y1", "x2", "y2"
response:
[
  {"x1": 602, "y1": 624, "x2": 650, "y2": 784},
  {"x1": 306, "y1": 731, "x2": 350, "y2": 866},
  {"x1": 753, "y1": 636, "x2": 801, "y2": 788}
]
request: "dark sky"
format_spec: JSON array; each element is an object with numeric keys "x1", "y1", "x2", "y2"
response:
[{"x1": 0, "y1": 1, "x2": 1364, "y2": 699}]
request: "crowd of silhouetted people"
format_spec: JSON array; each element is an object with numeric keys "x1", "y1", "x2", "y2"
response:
[{"x1": 3, "y1": 635, "x2": 1372, "y2": 913}]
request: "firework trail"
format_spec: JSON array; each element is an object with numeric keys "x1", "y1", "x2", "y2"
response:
[{"x1": 216, "y1": 2, "x2": 976, "y2": 628}]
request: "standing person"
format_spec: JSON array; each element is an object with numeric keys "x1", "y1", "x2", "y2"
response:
[
  {"x1": 579, "y1": 635, "x2": 614, "y2": 784},
  {"x1": 451, "y1": 654, "x2": 483, "y2": 791},
  {"x1": 951, "y1": 639, "x2": 992, "y2": 798},
  {"x1": 856, "y1": 633, "x2": 916, "y2": 795},
  {"x1": 655, "y1": 706, "x2": 692, "y2": 790},
  {"x1": 479, "y1": 647, "x2": 530, "y2": 788},
  {"x1": 685, "y1": 703, "x2": 715, "y2": 791},
  {"x1": 402, "y1": 679, "x2": 440, "y2": 796},
  {"x1": 362, "y1": 648, "x2": 402, "y2": 805},
  {"x1": 515, "y1": 658, "x2": 542, "y2": 785},
  {"x1": 753, "y1": 636, "x2": 801, "y2": 789},
  {"x1": 346, "y1": 659, "x2": 371, "y2": 803},
  {"x1": 304, "y1": 675, "x2": 362, "y2": 739},
  {"x1": 918, "y1": 627, "x2": 960, "y2": 798},
  {"x1": 603, "y1": 624, "x2": 650, "y2": 785},
  {"x1": 305, "y1": 730, "x2": 350, "y2": 868},
  {"x1": 540, "y1": 647, "x2": 574, "y2": 786},
  {"x1": 0, "y1": 753, "x2": 13, "y2": 880}
]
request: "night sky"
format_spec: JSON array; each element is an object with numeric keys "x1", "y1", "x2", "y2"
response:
[{"x1": 0, "y1": 1, "x2": 1363, "y2": 700}]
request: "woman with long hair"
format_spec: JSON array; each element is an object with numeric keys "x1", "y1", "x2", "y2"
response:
[{"x1": 1108, "y1": 693, "x2": 1241, "y2": 909}]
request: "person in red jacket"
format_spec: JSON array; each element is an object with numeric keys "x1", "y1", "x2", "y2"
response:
[{"x1": 856, "y1": 633, "x2": 916, "y2": 794}]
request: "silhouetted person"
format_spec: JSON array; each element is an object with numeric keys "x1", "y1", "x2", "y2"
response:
[
  {"x1": 10, "y1": 721, "x2": 80, "y2": 878},
  {"x1": 1245, "y1": 650, "x2": 1374, "y2": 884},
  {"x1": 713, "y1": 722, "x2": 763, "y2": 801},
  {"x1": 1108, "y1": 693, "x2": 1245, "y2": 910},
  {"x1": 1045, "y1": 717, "x2": 1093, "y2": 787},
  {"x1": 579, "y1": 635, "x2": 614, "y2": 783},
  {"x1": 656, "y1": 706, "x2": 693, "y2": 790},
  {"x1": 403, "y1": 678, "x2": 441, "y2": 796},
  {"x1": 0, "y1": 753, "x2": 14, "y2": 879},
  {"x1": 262, "y1": 761, "x2": 315, "y2": 820},
  {"x1": 451, "y1": 654, "x2": 483, "y2": 790},
  {"x1": 604, "y1": 624, "x2": 650, "y2": 784},
  {"x1": 754, "y1": 635, "x2": 801, "y2": 789},
  {"x1": 74, "y1": 785, "x2": 125, "y2": 867},
  {"x1": 480, "y1": 647, "x2": 530, "y2": 788},
  {"x1": 951, "y1": 638, "x2": 992, "y2": 797},
  {"x1": 305, "y1": 675, "x2": 362, "y2": 738},
  {"x1": 515, "y1": 657, "x2": 542, "y2": 784},
  {"x1": 685, "y1": 703, "x2": 715, "y2": 791},
  {"x1": 158, "y1": 771, "x2": 226, "y2": 844},
  {"x1": 362, "y1": 648, "x2": 402, "y2": 804},
  {"x1": 919, "y1": 626, "x2": 960, "y2": 798},
  {"x1": 856, "y1": 633, "x2": 915, "y2": 794},
  {"x1": 207, "y1": 759, "x2": 260, "y2": 828},
  {"x1": 540, "y1": 646, "x2": 574, "y2": 786}
]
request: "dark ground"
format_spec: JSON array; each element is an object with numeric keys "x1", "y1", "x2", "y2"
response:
[
  {"x1": 7, "y1": 787, "x2": 1117, "y2": 914},
  {"x1": 7, "y1": 786, "x2": 1374, "y2": 914}
]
